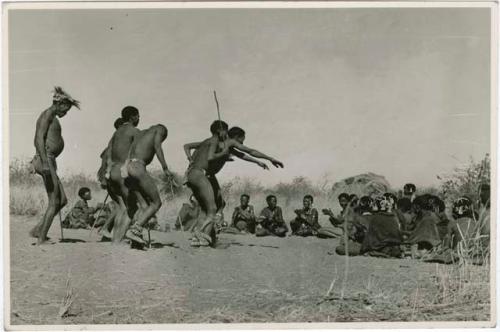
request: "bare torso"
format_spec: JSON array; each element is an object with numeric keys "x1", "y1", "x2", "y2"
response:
[
  {"x1": 110, "y1": 123, "x2": 140, "y2": 164},
  {"x1": 129, "y1": 128, "x2": 157, "y2": 166},
  {"x1": 35, "y1": 109, "x2": 64, "y2": 157}
]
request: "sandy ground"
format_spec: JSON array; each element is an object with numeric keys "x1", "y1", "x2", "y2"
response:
[{"x1": 8, "y1": 215, "x2": 490, "y2": 325}]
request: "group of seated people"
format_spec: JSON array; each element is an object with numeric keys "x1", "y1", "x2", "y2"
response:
[{"x1": 175, "y1": 182, "x2": 490, "y2": 262}]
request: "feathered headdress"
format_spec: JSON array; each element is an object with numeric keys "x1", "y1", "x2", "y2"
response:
[{"x1": 52, "y1": 86, "x2": 80, "y2": 109}]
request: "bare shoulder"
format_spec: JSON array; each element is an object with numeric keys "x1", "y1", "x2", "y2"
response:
[{"x1": 36, "y1": 108, "x2": 55, "y2": 123}]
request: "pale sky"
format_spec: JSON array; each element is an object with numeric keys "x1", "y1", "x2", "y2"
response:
[{"x1": 8, "y1": 7, "x2": 491, "y2": 188}]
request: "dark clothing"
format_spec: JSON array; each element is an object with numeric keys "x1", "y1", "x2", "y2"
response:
[
  {"x1": 436, "y1": 212, "x2": 450, "y2": 240},
  {"x1": 256, "y1": 206, "x2": 288, "y2": 237},
  {"x1": 290, "y1": 208, "x2": 320, "y2": 236},
  {"x1": 335, "y1": 213, "x2": 371, "y2": 256},
  {"x1": 406, "y1": 210, "x2": 441, "y2": 249},
  {"x1": 231, "y1": 205, "x2": 256, "y2": 233},
  {"x1": 361, "y1": 212, "x2": 402, "y2": 257}
]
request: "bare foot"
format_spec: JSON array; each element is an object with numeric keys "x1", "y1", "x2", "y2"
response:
[
  {"x1": 99, "y1": 229, "x2": 112, "y2": 239},
  {"x1": 36, "y1": 237, "x2": 56, "y2": 246},
  {"x1": 29, "y1": 226, "x2": 40, "y2": 238}
]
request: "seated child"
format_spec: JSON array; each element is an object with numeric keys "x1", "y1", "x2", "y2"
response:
[{"x1": 63, "y1": 187, "x2": 102, "y2": 229}]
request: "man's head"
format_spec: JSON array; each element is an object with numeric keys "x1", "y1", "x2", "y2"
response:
[
  {"x1": 121, "y1": 106, "x2": 140, "y2": 126},
  {"x1": 228, "y1": 126, "x2": 246, "y2": 144},
  {"x1": 210, "y1": 120, "x2": 229, "y2": 140},
  {"x1": 114, "y1": 118, "x2": 125, "y2": 130},
  {"x1": 240, "y1": 194, "x2": 250, "y2": 207},
  {"x1": 383, "y1": 193, "x2": 397, "y2": 212},
  {"x1": 403, "y1": 183, "x2": 416, "y2": 197},
  {"x1": 266, "y1": 195, "x2": 277, "y2": 209},
  {"x1": 52, "y1": 86, "x2": 80, "y2": 117},
  {"x1": 152, "y1": 124, "x2": 168, "y2": 140},
  {"x1": 303, "y1": 195, "x2": 313, "y2": 209},
  {"x1": 78, "y1": 187, "x2": 91, "y2": 200},
  {"x1": 338, "y1": 193, "x2": 350, "y2": 210}
]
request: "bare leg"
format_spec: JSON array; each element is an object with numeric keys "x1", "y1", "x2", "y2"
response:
[
  {"x1": 125, "y1": 163, "x2": 162, "y2": 244},
  {"x1": 37, "y1": 164, "x2": 64, "y2": 245},
  {"x1": 187, "y1": 169, "x2": 217, "y2": 246}
]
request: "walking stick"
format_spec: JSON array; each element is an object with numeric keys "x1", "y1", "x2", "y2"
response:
[
  {"x1": 89, "y1": 193, "x2": 109, "y2": 239},
  {"x1": 58, "y1": 210, "x2": 64, "y2": 241},
  {"x1": 147, "y1": 225, "x2": 151, "y2": 249}
]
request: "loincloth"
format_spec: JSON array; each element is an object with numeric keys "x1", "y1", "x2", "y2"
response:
[
  {"x1": 120, "y1": 158, "x2": 145, "y2": 178},
  {"x1": 184, "y1": 164, "x2": 207, "y2": 186},
  {"x1": 30, "y1": 153, "x2": 57, "y2": 174}
]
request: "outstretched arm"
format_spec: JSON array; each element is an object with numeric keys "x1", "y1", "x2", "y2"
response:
[
  {"x1": 230, "y1": 141, "x2": 284, "y2": 168},
  {"x1": 34, "y1": 111, "x2": 54, "y2": 170},
  {"x1": 183, "y1": 141, "x2": 202, "y2": 163},
  {"x1": 231, "y1": 149, "x2": 269, "y2": 170}
]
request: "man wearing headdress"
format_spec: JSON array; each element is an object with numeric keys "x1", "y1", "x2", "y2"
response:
[{"x1": 29, "y1": 87, "x2": 80, "y2": 245}]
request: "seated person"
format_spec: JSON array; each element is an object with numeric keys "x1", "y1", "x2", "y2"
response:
[
  {"x1": 447, "y1": 196, "x2": 476, "y2": 249},
  {"x1": 427, "y1": 195, "x2": 449, "y2": 240},
  {"x1": 230, "y1": 194, "x2": 256, "y2": 233},
  {"x1": 335, "y1": 198, "x2": 370, "y2": 256},
  {"x1": 256, "y1": 195, "x2": 288, "y2": 237},
  {"x1": 175, "y1": 195, "x2": 201, "y2": 231},
  {"x1": 63, "y1": 187, "x2": 102, "y2": 229},
  {"x1": 360, "y1": 194, "x2": 403, "y2": 258},
  {"x1": 322, "y1": 192, "x2": 350, "y2": 227},
  {"x1": 290, "y1": 195, "x2": 320, "y2": 236},
  {"x1": 405, "y1": 195, "x2": 441, "y2": 257},
  {"x1": 396, "y1": 197, "x2": 414, "y2": 233}
]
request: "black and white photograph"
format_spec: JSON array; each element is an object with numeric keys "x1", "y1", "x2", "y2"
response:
[{"x1": 3, "y1": 1, "x2": 497, "y2": 329}]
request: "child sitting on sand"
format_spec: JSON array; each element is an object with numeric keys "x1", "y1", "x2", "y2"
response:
[{"x1": 63, "y1": 187, "x2": 103, "y2": 229}]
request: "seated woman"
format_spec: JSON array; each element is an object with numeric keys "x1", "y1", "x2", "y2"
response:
[
  {"x1": 360, "y1": 194, "x2": 403, "y2": 258},
  {"x1": 405, "y1": 195, "x2": 441, "y2": 257},
  {"x1": 447, "y1": 196, "x2": 476, "y2": 249},
  {"x1": 335, "y1": 197, "x2": 371, "y2": 256}
]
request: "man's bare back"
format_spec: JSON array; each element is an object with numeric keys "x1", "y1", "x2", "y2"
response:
[{"x1": 109, "y1": 123, "x2": 140, "y2": 164}]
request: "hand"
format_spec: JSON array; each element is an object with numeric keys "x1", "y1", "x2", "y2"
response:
[
  {"x1": 271, "y1": 159, "x2": 284, "y2": 168},
  {"x1": 322, "y1": 208, "x2": 333, "y2": 216},
  {"x1": 257, "y1": 161, "x2": 269, "y2": 170}
]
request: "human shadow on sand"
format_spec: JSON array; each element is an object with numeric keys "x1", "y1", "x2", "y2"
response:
[{"x1": 215, "y1": 240, "x2": 279, "y2": 249}]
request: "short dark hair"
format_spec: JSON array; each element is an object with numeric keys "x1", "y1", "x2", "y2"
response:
[
  {"x1": 210, "y1": 120, "x2": 229, "y2": 134},
  {"x1": 228, "y1": 126, "x2": 245, "y2": 139},
  {"x1": 78, "y1": 187, "x2": 91, "y2": 198},
  {"x1": 303, "y1": 194, "x2": 313, "y2": 202},
  {"x1": 121, "y1": 106, "x2": 139, "y2": 121},
  {"x1": 338, "y1": 193, "x2": 350, "y2": 201},
  {"x1": 113, "y1": 118, "x2": 125, "y2": 129},
  {"x1": 266, "y1": 194, "x2": 277, "y2": 202},
  {"x1": 241, "y1": 194, "x2": 250, "y2": 200},
  {"x1": 404, "y1": 183, "x2": 416, "y2": 193}
]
